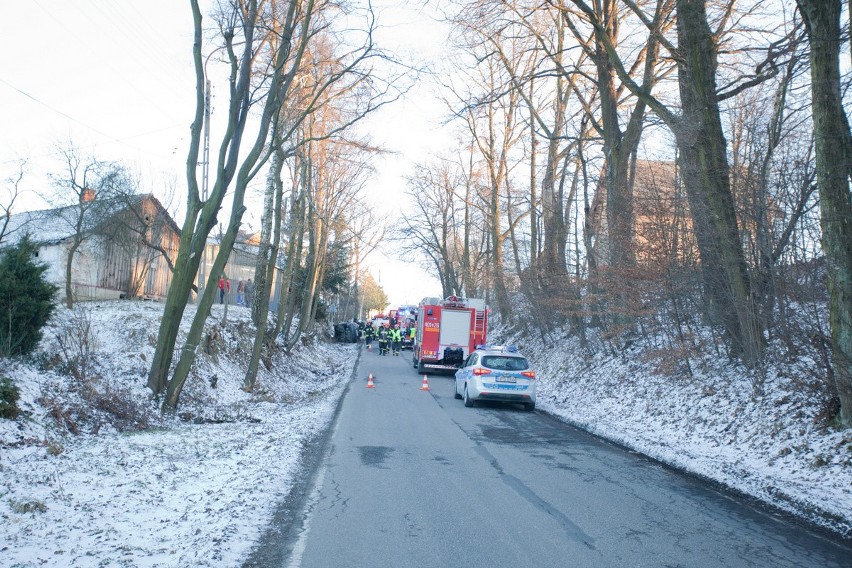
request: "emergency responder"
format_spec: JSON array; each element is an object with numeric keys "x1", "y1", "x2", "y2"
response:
[
  {"x1": 401, "y1": 323, "x2": 411, "y2": 350},
  {"x1": 391, "y1": 325, "x2": 402, "y2": 356},
  {"x1": 377, "y1": 324, "x2": 389, "y2": 355},
  {"x1": 364, "y1": 322, "x2": 374, "y2": 347}
]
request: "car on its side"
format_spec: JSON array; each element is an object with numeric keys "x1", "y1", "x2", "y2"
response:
[{"x1": 453, "y1": 345, "x2": 536, "y2": 411}]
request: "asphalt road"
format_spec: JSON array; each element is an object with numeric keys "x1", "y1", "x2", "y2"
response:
[{"x1": 244, "y1": 346, "x2": 852, "y2": 568}]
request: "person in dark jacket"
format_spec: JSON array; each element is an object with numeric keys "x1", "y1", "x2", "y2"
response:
[{"x1": 377, "y1": 324, "x2": 389, "y2": 355}]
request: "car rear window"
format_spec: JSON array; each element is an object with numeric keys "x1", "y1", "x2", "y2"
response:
[{"x1": 481, "y1": 355, "x2": 529, "y2": 371}]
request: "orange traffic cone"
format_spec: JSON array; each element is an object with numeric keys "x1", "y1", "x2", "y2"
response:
[
  {"x1": 366, "y1": 372, "x2": 375, "y2": 388},
  {"x1": 420, "y1": 374, "x2": 429, "y2": 391}
]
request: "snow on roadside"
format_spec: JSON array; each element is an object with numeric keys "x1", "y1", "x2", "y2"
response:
[
  {"x1": 1, "y1": 301, "x2": 357, "y2": 567},
  {"x1": 505, "y1": 327, "x2": 852, "y2": 538},
  {"x1": 3, "y1": 299, "x2": 851, "y2": 567}
]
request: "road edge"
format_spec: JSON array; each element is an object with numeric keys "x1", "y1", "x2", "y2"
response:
[{"x1": 241, "y1": 343, "x2": 363, "y2": 567}]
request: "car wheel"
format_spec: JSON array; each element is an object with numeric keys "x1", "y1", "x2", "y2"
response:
[
  {"x1": 524, "y1": 402, "x2": 535, "y2": 412},
  {"x1": 463, "y1": 385, "x2": 474, "y2": 407},
  {"x1": 417, "y1": 360, "x2": 425, "y2": 373},
  {"x1": 454, "y1": 381, "x2": 462, "y2": 400}
]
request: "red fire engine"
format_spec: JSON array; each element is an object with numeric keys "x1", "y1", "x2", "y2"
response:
[{"x1": 412, "y1": 296, "x2": 488, "y2": 373}]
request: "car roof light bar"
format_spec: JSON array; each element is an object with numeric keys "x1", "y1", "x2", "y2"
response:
[{"x1": 476, "y1": 344, "x2": 519, "y2": 353}]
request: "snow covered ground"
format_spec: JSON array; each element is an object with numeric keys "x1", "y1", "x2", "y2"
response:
[
  {"x1": 1, "y1": 300, "x2": 850, "y2": 567},
  {"x1": 1, "y1": 302, "x2": 358, "y2": 567},
  {"x1": 503, "y1": 326, "x2": 852, "y2": 539}
]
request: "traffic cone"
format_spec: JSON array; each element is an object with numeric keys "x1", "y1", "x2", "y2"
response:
[
  {"x1": 420, "y1": 374, "x2": 429, "y2": 391},
  {"x1": 366, "y1": 372, "x2": 375, "y2": 388}
]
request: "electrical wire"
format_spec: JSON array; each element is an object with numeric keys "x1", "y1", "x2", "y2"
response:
[{"x1": 0, "y1": 78, "x2": 185, "y2": 164}]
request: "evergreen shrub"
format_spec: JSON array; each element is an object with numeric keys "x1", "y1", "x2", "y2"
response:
[
  {"x1": 0, "y1": 235, "x2": 57, "y2": 357},
  {"x1": 0, "y1": 376, "x2": 20, "y2": 419}
]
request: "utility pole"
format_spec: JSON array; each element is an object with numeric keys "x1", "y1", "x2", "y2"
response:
[{"x1": 199, "y1": 78, "x2": 211, "y2": 295}]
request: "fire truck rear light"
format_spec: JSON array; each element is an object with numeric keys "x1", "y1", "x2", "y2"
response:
[
  {"x1": 473, "y1": 368, "x2": 491, "y2": 376},
  {"x1": 521, "y1": 371, "x2": 536, "y2": 379}
]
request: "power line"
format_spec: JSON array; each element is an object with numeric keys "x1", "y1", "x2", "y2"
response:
[
  {"x1": 0, "y1": 78, "x2": 184, "y2": 163},
  {"x1": 0, "y1": 78, "x2": 114, "y2": 139},
  {"x1": 31, "y1": 0, "x2": 191, "y2": 125}
]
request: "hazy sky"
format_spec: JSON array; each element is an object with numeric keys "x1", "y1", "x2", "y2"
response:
[{"x1": 0, "y1": 0, "x2": 451, "y2": 307}]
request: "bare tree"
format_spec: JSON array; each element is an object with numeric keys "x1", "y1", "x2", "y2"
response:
[
  {"x1": 448, "y1": 0, "x2": 597, "y2": 322},
  {"x1": 568, "y1": 0, "x2": 796, "y2": 364},
  {"x1": 150, "y1": 0, "x2": 401, "y2": 409},
  {"x1": 796, "y1": 0, "x2": 852, "y2": 427},
  {"x1": 46, "y1": 141, "x2": 131, "y2": 308},
  {"x1": 286, "y1": 137, "x2": 374, "y2": 349},
  {"x1": 398, "y1": 159, "x2": 469, "y2": 297},
  {"x1": 0, "y1": 161, "x2": 26, "y2": 245},
  {"x1": 150, "y1": 0, "x2": 321, "y2": 405},
  {"x1": 345, "y1": 201, "x2": 386, "y2": 319},
  {"x1": 724, "y1": 35, "x2": 816, "y2": 334},
  {"x1": 558, "y1": 0, "x2": 674, "y2": 331}
]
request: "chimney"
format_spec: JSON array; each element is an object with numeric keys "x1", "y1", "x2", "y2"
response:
[{"x1": 81, "y1": 188, "x2": 95, "y2": 203}]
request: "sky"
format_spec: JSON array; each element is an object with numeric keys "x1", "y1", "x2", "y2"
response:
[{"x1": 0, "y1": 0, "x2": 448, "y2": 308}]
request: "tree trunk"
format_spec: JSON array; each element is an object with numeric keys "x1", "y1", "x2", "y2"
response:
[
  {"x1": 675, "y1": 0, "x2": 764, "y2": 365},
  {"x1": 64, "y1": 238, "x2": 82, "y2": 308},
  {"x1": 146, "y1": 198, "x2": 207, "y2": 394},
  {"x1": 593, "y1": 0, "x2": 637, "y2": 275},
  {"x1": 165, "y1": 202, "x2": 244, "y2": 409},
  {"x1": 251, "y1": 142, "x2": 280, "y2": 327},
  {"x1": 245, "y1": 144, "x2": 286, "y2": 391},
  {"x1": 288, "y1": 159, "x2": 320, "y2": 350},
  {"x1": 276, "y1": 189, "x2": 305, "y2": 344},
  {"x1": 797, "y1": 0, "x2": 852, "y2": 426},
  {"x1": 147, "y1": 0, "x2": 237, "y2": 396}
]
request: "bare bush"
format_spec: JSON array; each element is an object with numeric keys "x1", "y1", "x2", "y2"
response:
[
  {"x1": 40, "y1": 385, "x2": 153, "y2": 435},
  {"x1": 89, "y1": 385, "x2": 152, "y2": 432},
  {"x1": 55, "y1": 305, "x2": 98, "y2": 382}
]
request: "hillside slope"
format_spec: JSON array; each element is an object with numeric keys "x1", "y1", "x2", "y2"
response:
[
  {"x1": 1, "y1": 301, "x2": 357, "y2": 566},
  {"x1": 500, "y1": 325, "x2": 852, "y2": 538}
]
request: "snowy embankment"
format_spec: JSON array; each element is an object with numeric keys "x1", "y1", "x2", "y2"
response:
[
  {"x1": 504, "y1": 327, "x2": 852, "y2": 538},
  {"x1": 2, "y1": 301, "x2": 850, "y2": 568},
  {"x1": 1, "y1": 301, "x2": 357, "y2": 567}
]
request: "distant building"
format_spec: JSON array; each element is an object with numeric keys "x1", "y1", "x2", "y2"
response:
[
  {"x1": 1, "y1": 194, "x2": 181, "y2": 302},
  {"x1": 590, "y1": 159, "x2": 782, "y2": 269},
  {"x1": 590, "y1": 160, "x2": 687, "y2": 267},
  {"x1": 195, "y1": 233, "x2": 284, "y2": 309},
  {"x1": 2, "y1": 195, "x2": 289, "y2": 310}
]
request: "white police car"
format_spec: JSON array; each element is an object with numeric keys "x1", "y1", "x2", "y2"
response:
[{"x1": 453, "y1": 345, "x2": 536, "y2": 411}]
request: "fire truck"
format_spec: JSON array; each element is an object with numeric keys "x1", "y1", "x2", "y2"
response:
[{"x1": 412, "y1": 296, "x2": 488, "y2": 373}]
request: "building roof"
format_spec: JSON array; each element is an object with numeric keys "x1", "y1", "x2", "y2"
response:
[{"x1": 0, "y1": 194, "x2": 179, "y2": 248}]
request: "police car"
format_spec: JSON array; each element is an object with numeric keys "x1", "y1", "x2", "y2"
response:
[{"x1": 453, "y1": 345, "x2": 536, "y2": 411}]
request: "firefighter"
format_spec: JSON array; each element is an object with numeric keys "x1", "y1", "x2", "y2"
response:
[
  {"x1": 377, "y1": 324, "x2": 389, "y2": 355},
  {"x1": 364, "y1": 322, "x2": 374, "y2": 347},
  {"x1": 391, "y1": 325, "x2": 402, "y2": 356},
  {"x1": 406, "y1": 323, "x2": 416, "y2": 349}
]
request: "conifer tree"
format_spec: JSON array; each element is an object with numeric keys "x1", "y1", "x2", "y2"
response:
[{"x1": 0, "y1": 235, "x2": 58, "y2": 356}]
